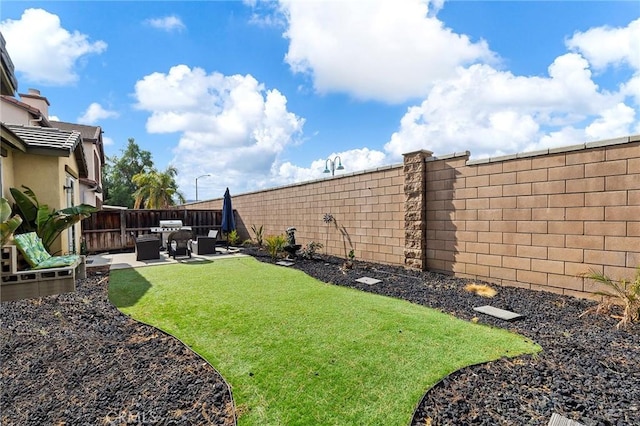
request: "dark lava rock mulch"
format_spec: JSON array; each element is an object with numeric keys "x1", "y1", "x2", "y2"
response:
[
  {"x1": 245, "y1": 248, "x2": 640, "y2": 426},
  {"x1": 1, "y1": 266, "x2": 235, "y2": 426},
  {"x1": 2, "y1": 252, "x2": 639, "y2": 425}
]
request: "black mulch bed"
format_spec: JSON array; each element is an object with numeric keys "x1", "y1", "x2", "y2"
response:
[
  {"x1": 1, "y1": 266, "x2": 235, "y2": 426},
  {"x1": 2, "y1": 251, "x2": 639, "y2": 425}
]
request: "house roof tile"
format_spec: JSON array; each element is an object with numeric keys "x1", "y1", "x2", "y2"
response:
[
  {"x1": 6, "y1": 124, "x2": 81, "y2": 153},
  {"x1": 50, "y1": 120, "x2": 101, "y2": 141}
]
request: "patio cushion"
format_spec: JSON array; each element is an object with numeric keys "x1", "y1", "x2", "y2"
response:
[
  {"x1": 14, "y1": 232, "x2": 51, "y2": 268},
  {"x1": 34, "y1": 254, "x2": 79, "y2": 269}
]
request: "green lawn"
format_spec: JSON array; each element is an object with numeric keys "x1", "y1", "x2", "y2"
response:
[{"x1": 109, "y1": 256, "x2": 539, "y2": 425}]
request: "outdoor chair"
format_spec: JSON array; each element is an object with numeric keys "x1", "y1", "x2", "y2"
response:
[
  {"x1": 193, "y1": 229, "x2": 218, "y2": 255},
  {"x1": 167, "y1": 229, "x2": 193, "y2": 259},
  {"x1": 135, "y1": 235, "x2": 161, "y2": 261}
]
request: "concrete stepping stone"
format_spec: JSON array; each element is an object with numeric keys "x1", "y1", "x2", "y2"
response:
[
  {"x1": 473, "y1": 305, "x2": 523, "y2": 321},
  {"x1": 548, "y1": 413, "x2": 584, "y2": 426},
  {"x1": 355, "y1": 277, "x2": 382, "y2": 285},
  {"x1": 275, "y1": 261, "x2": 295, "y2": 267}
]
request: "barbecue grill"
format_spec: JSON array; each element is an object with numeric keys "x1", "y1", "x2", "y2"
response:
[{"x1": 150, "y1": 220, "x2": 192, "y2": 249}]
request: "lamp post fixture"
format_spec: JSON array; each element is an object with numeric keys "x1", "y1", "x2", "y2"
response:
[
  {"x1": 323, "y1": 156, "x2": 345, "y2": 177},
  {"x1": 195, "y1": 174, "x2": 211, "y2": 201}
]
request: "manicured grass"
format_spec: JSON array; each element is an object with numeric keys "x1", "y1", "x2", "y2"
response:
[{"x1": 109, "y1": 257, "x2": 539, "y2": 425}]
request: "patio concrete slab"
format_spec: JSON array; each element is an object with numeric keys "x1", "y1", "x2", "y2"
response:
[{"x1": 86, "y1": 248, "x2": 247, "y2": 271}]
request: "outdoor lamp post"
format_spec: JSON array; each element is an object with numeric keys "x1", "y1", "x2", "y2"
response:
[
  {"x1": 195, "y1": 174, "x2": 211, "y2": 201},
  {"x1": 323, "y1": 156, "x2": 345, "y2": 177}
]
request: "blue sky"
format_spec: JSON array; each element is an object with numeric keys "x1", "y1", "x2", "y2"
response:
[{"x1": 1, "y1": 1, "x2": 638, "y2": 201}]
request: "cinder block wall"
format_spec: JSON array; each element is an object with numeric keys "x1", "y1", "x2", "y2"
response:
[
  {"x1": 190, "y1": 165, "x2": 406, "y2": 265},
  {"x1": 187, "y1": 136, "x2": 639, "y2": 299},
  {"x1": 424, "y1": 137, "x2": 640, "y2": 299}
]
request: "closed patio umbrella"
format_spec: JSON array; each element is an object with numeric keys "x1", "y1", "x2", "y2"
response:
[{"x1": 221, "y1": 187, "x2": 236, "y2": 249}]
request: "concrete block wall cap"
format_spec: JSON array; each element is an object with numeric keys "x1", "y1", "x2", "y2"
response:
[
  {"x1": 434, "y1": 151, "x2": 471, "y2": 161},
  {"x1": 467, "y1": 157, "x2": 491, "y2": 165},
  {"x1": 629, "y1": 134, "x2": 640, "y2": 142},
  {"x1": 517, "y1": 149, "x2": 549, "y2": 158},
  {"x1": 585, "y1": 136, "x2": 630, "y2": 148},
  {"x1": 402, "y1": 149, "x2": 434, "y2": 156},
  {"x1": 489, "y1": 154, "x2": 517, "y2": 163},
  {"x1": 549, "y1": 143, "x2": 585, "y2": 154}
]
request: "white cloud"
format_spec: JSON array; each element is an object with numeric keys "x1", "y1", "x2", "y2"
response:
[
  {"x1": 279, "y1": 0, "x2": 495, "y2": 103},
  {"x1": 566, "y1": 18, "x2": 640, "y2": 71},
  {"x1": 382, "y1": 16, "x2": 640, "y2": 161},
  {"x1": 78, "y1": 102, "x2": 119, "y2": 124},
  {"x1": 144, "y1": 15, "x2": 186, "y2": 32},
  {"x1": 103, "y1": 136, "x2": 114, "y2": 146},
  {"x1": 134, "y1": 65, "x2": 305, "y2": 199},
  {"x1": 0, "y1": 8, "x2": 106, "y2": 85},
  {"x1": 274, "y1": 147, "x2": 388, "y2": 185},
  {"x1": 384, "y1": 48, "x2": 636, "y2": 160},
  {"x1": 584, "y1": 103, "x2": 636, "y2": 140}
]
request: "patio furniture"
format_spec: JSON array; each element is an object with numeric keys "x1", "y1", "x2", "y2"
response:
[
  {"x1": 193, "y1": 230, "x2": 218, "y2": 255},
  {"x1": 1, "y1": 233, "x2": 86, "y2": 301},
  {"x1": 135, "y1": 235, "x2": 161, "y2": 261},
  {"x1": 167, "y1": 229, "x2": 193, "y2": 259},
  {"x1": 149, "y1": 220, "x2": 192, "y2": 250}
]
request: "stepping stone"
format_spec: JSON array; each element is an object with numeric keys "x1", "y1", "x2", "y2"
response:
[
  {"x1": 473, "y1": 305, "x2": 523, "y2": 321},
  {"x1": 276, "y1": 261, "x2": 295, "y2": 267},
  {"x1": 355, "y1": 277, "x2": 382, "y2": 285},
  {"x1": 548, "y1": 413, "x2": 585, "y2": 426}
]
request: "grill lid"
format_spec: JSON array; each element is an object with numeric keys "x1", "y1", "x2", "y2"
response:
[{"x1": 158, "y1": 220, "x2": 183, "y2": 228}]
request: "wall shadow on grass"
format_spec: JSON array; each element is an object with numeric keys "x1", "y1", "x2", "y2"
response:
[{"x1": 108, "y1": 259, "x2": 216, "y2": 307}]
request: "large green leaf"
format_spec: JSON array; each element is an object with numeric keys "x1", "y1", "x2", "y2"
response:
[
  {"x1": 9, "y1": 186, "x2": 38, "y2": 231},
  {"x1": 1, "y1": 197, "x2": 12, "y2": 222},
  {"x1": 0, "y1": 198, "x2": 22, "y2": 245},
  {"x1": 9, "y1": 187, "x2": 98, "y2": 253}
]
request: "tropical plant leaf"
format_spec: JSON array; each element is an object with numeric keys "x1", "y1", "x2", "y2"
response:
[
  {"x1": 1, "y1": 197, "x2": 12, "y2": 222},
  {"x1": 0, "y1": 197, "x2": 23, "y2": 245},
  {"x1": 0, "y1": 216, "x2": 22, "y2": 245},
  {"x1": 9, "y1": 187, "x2": 98, "y2": 253},
  {"x1": 9, "y1": 186, "x2": 38, "y2": 229}
]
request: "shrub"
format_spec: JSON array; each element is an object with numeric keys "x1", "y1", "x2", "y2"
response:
[
  {"x1": 342, "y1": 249, "x2": 355, "y2": 270},
  {"x1": 264, "y1": 234, "x2": 286, "y2": 259},
  {"x1": 251, "y1": 224, "x2": 264, "y2": 247},
  {"x1": 581, "y1": 266, "x2": 640, "y2": 329},
  {"x1": 227, "y1": 229, "x2": 240, "y2": 246},
  {"x1": 299, "y1": 241, "x2": 323, "y2": 260}
]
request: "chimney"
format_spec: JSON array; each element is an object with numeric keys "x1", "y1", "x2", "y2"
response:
[{"x1": 19, "y1": 88, "x2": 50, "y2": 119}]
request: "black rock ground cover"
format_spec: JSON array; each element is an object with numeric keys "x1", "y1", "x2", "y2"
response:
[
  {"x1": 1, "y1": 266, "x2": 235, "y2": 426},
  {"x1": 1, "y1": 251, "x2": 639, "y2": 425}
]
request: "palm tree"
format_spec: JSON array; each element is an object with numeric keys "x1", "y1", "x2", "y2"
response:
[{"x1": 132, "y1": 166, "x2": 186, "y2": 209}]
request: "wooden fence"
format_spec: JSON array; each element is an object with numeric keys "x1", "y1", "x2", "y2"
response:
[{"x1": 81, "y1": 208, "x2": 225, "y2": 253}]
